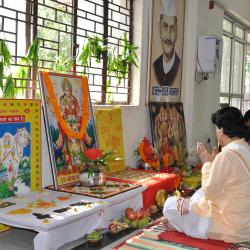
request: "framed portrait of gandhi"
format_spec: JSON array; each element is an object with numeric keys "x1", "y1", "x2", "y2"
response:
[{"x1": 148, "y1": 0, "x2": 185, "y2": 102}]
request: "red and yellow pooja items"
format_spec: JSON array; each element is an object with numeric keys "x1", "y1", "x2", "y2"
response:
[
  {"x1": 138, "y1": 137, "x2": 160, "y2": 169},
  {"x1": 27, "y1": 199, "x2": 56, "y2": 209},
  {"x1": 57, "y1": 195, "x2": 71, "y2": 201},
  {"x1": 7, "y1": 208, "x2": 32, "y2": 215}
]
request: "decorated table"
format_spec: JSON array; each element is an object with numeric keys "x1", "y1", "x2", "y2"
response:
[
  {"x1": 0, "y1": 189, "x2": 107, "y2": 250},
  {"x1": 47, "y1": 182, "x2": 146, "y2": 228},
  {"x1": 107, "y1": 168, "x2": 180, "y2": 208},
  {"x1": 83, "y1": 185, "x2": 146, "y2": 228}
]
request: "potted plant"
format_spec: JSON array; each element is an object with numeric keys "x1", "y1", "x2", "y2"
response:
[
  {"x1": 78, "y1": 148, "x2": 113, "y2": 186},
  {"x1": 107, "y1": 32, "x2": 139, "y2": 85},
  {"x1": 78, "y1": 32, "x2": 138, "y2": 103},
  {"x1": 78, "y1": 34, "x2": 108, "y2": 74}
]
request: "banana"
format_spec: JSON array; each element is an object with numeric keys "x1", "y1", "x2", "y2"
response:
[
  {"x1": 155, "y1": 189, "x2": 168, "y2": 208},
  {"x1": 172, "y1": 190, "x2": 181, "y2": 197},
  {"x1": 156, "y1": 189, "x2": 166, "y2": 201}
]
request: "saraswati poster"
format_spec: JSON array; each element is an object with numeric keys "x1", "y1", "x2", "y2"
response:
[{"x1": 40, "y1": 72, "x2": 97, "y2": 188}]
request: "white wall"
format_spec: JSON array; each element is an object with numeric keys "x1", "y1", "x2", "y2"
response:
[
  {"x1": 41, "y1": 0, "x2": 250, "y2": 186},
  {"x1": 182, "y1": 0, "x2": 250, "y2": 158},
  {"x1": 217, "y1": 0, "x2": 250, "y2": 25},
  {"x1": 185, "y1": 0, "x2": 224, "y2": 155}
]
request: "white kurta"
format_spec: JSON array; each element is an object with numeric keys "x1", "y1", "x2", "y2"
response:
[
  {"x1": 163, "y1": 188, "x2": 212, "y2": 239},
  {"x1": 164, "y1": 139, "x2": 250, "y2": 242}
]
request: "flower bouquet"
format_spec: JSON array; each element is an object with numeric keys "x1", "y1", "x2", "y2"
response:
[{"x1": 78, "y1": 148, "x2": 113, "y2": 182}]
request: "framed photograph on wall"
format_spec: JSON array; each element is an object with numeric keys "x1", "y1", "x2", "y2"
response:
[
  {"x1": 149, "y1": 102, "x2": 188, "y2": 173},
  {"x1": 40, "y1": 72, "x2": 98, "y2": 188},
  {"x1": 147, "y1": 0, "x2": 185, "y2": 102}
]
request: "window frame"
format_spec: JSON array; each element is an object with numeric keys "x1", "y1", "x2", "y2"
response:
[
  {"x1": 0, "y1": 0, "x2": 134, "y2": 104},
  {"x1": 220, "y1": 13, "x2": 249, "y2": 111}
]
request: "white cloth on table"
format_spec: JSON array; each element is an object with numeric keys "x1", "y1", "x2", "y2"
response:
[
  {"x1": 163, "y1": 188, "x2": 213, "y2": 239},
  {"x1": 0, "y1": 190, "x2": 106, "y2": 250},
  {"x1": 83, "y1": 186, "x2": 146, "y2": 228},
  {"x1": 0, "y1": 187, "x2": 145, "y2": 249},
  {"x1": 34, "y1": 210, "x2": 103, "y2": 250}
]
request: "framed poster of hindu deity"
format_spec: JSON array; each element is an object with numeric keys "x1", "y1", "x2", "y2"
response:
[
  {"x1": 147, "y1": 0, "x2": 185, "y2": 102},
  {"x1": 40, "y1": 72, "x2": 98, "y2": 188},
  {"x1": 149, "y1": 102, "x2": 188, "y2": 173},
  {"x1": 0, "y1": 99, "x2": 41, "y2": 199}
]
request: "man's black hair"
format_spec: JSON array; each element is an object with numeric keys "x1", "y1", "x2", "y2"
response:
[
  {"x1": 243, "y1": 110, "x2": 250, "y2": 123},
  {"x1": 211, "y1": 106, "x2": 250, "y2": 141}
]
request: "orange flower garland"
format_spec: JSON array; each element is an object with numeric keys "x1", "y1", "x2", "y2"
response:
[{"x1": 42, "y1": 72, "x2": 90, "y2": 139}]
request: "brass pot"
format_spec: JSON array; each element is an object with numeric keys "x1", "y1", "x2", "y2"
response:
[{"x1": 79, "y1": 172, "x2": 106, "y2": 186}]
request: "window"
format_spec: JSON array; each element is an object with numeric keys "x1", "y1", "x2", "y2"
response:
[
  {"x1": 220, "y1": 15, "x2": 250, "y2": 113},
  {"x1": 0, "y1": 0, "x2": 134, "y2": 104}
]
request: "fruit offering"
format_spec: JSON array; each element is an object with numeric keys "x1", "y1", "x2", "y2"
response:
[
  {"x1": 121, "y1": 207, "x2": 152, "y2": 228},
  {"x1": 86, "y1": 231, "x2": 101, "y2": 241},
  {"x1": 108, "y1": 220, "x2": 129, "y2": 233}
]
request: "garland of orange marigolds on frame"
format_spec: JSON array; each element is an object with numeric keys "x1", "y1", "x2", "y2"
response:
[{"x1": 42, "y1": 72, "x2": 90, "y2": 139}]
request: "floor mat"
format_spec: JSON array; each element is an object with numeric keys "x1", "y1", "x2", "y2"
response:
[
  {"x1": 112, "y1": 223, "x2": 199, "y2": 250},
  {"x1": 111, "y1": 221, "x2": 250, "y2": 250}
]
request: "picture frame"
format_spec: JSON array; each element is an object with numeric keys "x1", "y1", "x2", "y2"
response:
[
  {"x1": 149, "y1": 102, "x2": 188, "y2": 172},
  {"x1": 147, "y1": 0, "x2": 185, "y2": 103},
  {"x1": 0, "y1": 99, "x2": 41, "y2": 199},
  {"x1": 40, "y1": 72, "x2": 98, "y2": 189}
]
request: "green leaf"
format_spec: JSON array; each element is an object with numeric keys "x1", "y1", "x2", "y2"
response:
[
  {"x1": 0, "y1": 40, "x2": 13, "y2": 66},
  {"x1": 3, "y1": 74, "x2": 15, "y2": 98},
  {"x1": 26, "y1": 38, "x2": 40, "y2": 67},
  {"x1": 0, "y1": 62, "x2": 4, "y2": 91}
]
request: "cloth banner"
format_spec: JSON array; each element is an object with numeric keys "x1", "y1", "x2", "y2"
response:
[{"x1": 95, "y1": 107, "x2": 125, "y2": 173}]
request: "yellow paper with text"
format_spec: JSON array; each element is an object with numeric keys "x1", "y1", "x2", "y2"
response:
[{"x1": 95, "y1": 107, "x2": 125, "y2": 173}]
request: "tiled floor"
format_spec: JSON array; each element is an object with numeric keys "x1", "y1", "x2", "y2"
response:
[
  {"x1": 0, "y1": 227, "x2": 141, "y2": 250},
  {"x1": 0, "y1": 228, "x2": 86, "y2": 250},
  {"x1": 0, "y1": 228, "x2": 35, "y2": 250}
]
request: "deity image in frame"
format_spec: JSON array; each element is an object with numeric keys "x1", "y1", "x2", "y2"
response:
[
  {"x1": 149, "y1": 102, "x2": 188, "y2": 173},
  {"x1": 40, "y1": 72, "x2": 97, "y2": 188}
]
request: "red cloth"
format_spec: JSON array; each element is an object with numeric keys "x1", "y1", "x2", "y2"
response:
[
  {"x1": 107, "y1": 169, "x2": 180, "y2": 208},
  {"x1": 158, "y1": 231, "x2": 231, "y2": 250}
]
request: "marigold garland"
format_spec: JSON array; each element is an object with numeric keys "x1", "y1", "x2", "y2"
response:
[{"x1": 43, "y1": 72, "x2": 90, "y2": 139}]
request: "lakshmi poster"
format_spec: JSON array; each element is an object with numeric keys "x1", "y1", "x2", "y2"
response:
[
  {"x1": 148, "y1": 0, "x2": 185, "y2": 102},
  {"x1": 40, "y1": 72, "x2": 97, "y2": 188},
  {"x1": 149, "y1": 102, "x2": 188, "y2": 173},
  {"x1": 0, "y1": 99, "x2": 41, "y2": 199}
]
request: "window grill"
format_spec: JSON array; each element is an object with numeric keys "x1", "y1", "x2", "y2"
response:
[
  {"x1": 220, "y1": 13, "x2": 249, "y2": 112},
  {"x1": 0, "y1": 0, "x2": 134, "y2": 104}
]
